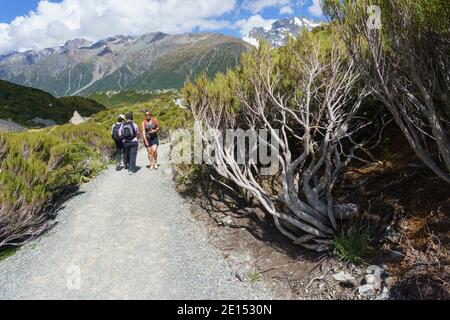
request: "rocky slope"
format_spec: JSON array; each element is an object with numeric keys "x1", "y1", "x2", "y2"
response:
[
  {"x1": 243, "y1": 17, "x2": 322, "y2": 47},
  {"x1": 0, "y1": 119, "x2": 26, "y2": 132},
  {"x1": 0, "y1": 32, "x2": 247, "y2": 97}
]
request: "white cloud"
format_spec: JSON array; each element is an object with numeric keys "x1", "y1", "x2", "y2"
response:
[
  {"x1": 279, "y1": 6, "x2": 294, "y2": 15},
  {"x1": 0, "y1": 0, "x2": 237, "y2": 54},
  {"x1": 242, "y1": 0, "x2": 291, "y2": 14},
  {"x1": 234, "y1": 15, "x2": 276, "y2": 36},
  {"x1": 307, "y1": 0, "x2": 323, "y2": 17}
]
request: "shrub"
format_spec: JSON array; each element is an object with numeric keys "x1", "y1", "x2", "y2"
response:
[{"x1": 0, "y1": 122, "x2": 114, "y2": 248}]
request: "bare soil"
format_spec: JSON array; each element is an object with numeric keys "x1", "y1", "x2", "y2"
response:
[
  {"x1": 189, "y1": 193, "x2": 368, "y2": 300},
  {"x1": 176, "y1": 125, "x2": 450, "y2": 300}
]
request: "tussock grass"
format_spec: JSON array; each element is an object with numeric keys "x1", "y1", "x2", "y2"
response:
[{"x1": 333, "y1": 224, "x2": 373, "y2": 266}]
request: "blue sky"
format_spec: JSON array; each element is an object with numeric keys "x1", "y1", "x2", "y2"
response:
[
  {"x1": 0, "y1": 1, "x2": 41, "y2": 23},
  {"x1": 0, "y1": 0, "x2": 324, "y2": 54}
]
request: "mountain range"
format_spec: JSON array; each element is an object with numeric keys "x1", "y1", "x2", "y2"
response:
[
  {"x1": 243, "y1": 17, "x2": 322, "y2": 47},
  {"x1": 0, "y1": 32, "x2": 247, "y2": 97},
  {"x1": 0, "y1": 17, "x2": 322, "y2": 98}
]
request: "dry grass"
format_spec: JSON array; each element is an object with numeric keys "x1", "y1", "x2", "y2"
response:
[{"x1": 389, "y1": 212, "x2": 450, "y2": 299}]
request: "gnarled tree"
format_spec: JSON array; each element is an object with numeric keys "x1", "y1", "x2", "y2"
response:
[
  {"x1": 184, "y1": 34, "x2": 368, "y2": 251},
  {"x1": 323, "y1": 0, "x2": 450, "y2": 183}
]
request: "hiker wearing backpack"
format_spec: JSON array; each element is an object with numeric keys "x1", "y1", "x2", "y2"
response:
[
  {"x1": 119, "y1": 112, "x2": 140, "y2": 174},
  {"x1": 112, "y1": 114, "x2": 126, "y2": 171},
  {"x1": 142, "y1": 110, "x2": 160, "y2": 170}
]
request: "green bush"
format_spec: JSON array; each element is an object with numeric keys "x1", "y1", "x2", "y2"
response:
[{"x1": 0, "y1": 122, "x2": 114, "y2": 248}]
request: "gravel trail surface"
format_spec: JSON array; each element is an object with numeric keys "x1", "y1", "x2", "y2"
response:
[{"x1": 0, "y1": 144, "x2": 272, "y2": 300}]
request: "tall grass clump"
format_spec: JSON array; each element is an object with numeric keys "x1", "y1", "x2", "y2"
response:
[
  {"x1": 333, "y1": 224, "x2": 373, "y2": 265},
  {"x1": 0, "y1": 122, "x2": 114, "y2": 248}
]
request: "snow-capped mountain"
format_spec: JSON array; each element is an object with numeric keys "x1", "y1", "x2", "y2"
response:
[
  {"x1": 0, "y1": 32, "x2": 247, "y2": 97},
  {"x1": 243, "y1": 17, "x2": 322, "y2": 48}
]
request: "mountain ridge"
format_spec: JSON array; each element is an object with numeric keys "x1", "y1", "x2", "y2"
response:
[
  {"x1": 243, "y1": 16, "x2": 323, "y2": 47},
  {"x1": 0, "y1": 32, "x2": 248, "y2": 97}
]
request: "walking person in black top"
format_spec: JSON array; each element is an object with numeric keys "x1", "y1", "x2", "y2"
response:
[
  {"x1": 111, "y1": 114, "x2": 126, "y2": 171},
  {"x1": 142, "y1": 110, "x2": 160, "y2": 170},
  {"x1": 119, "y1": 113, "x2": 140, "y2": 175}
]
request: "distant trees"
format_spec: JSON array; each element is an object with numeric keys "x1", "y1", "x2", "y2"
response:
[
  {"x1": 184, "y1": 33, "x2": 368, "y2": 251},
  {"x1": 323, "y1": 0, "x2": 450, "y2": 183}
]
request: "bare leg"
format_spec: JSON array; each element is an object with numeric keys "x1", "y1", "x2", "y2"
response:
[
  {"x1": 147, "y1": 148, "x2": 153, "y2": 166},
  {"x1": 152, "y1": 145, "x2": 158, "y2": 168}
]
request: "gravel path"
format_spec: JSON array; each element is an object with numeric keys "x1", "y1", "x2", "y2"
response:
[{"x1": 0, "y1": 144, "x2": 272, "y2": 300}]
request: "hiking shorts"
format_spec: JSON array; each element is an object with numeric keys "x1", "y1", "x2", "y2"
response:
[{"x1": 145, "y1": 134, "x2": 159, "y2": 148}]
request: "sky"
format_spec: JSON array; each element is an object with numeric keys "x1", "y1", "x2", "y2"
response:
[{"x1": 0, "y1": 0, "x2": 325, "y2": 55}]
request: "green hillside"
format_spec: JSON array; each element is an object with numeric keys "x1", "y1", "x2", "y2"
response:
[
  {"x1": 87, "y1": 90, "x2": 176, "y2": 109},
  {"x1": 0, "y1": 80, "x2": 106, "y2": 126},
  {"x1": 128, "y1": 37, "x2": 246, "y2": 91}
]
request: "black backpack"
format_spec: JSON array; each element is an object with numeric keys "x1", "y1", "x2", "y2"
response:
[
  {"x1": 112, "y1": 123, "x2": 122, "y2": 141},
  {"x1": 122, "y1": 122, "x2": 136, "y2": 141}
]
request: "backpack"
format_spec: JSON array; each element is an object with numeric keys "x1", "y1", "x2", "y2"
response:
[
  {"x1": 122, "y1": 122, "x2": 136, "y2": 141},
  {"x1": 112, "y1": 123, "x2": 122, "y2": 141}
]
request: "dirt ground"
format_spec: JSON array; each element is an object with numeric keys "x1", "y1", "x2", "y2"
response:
[
  {"x1": 174, "y1": 126, "x2": 450, "y2": 300},
  {"x1": 338, "y1": 127, "x2": 450, "y2": 299},
  {"x1": 189, "y1": 193, "x2": 369, "y2": 300}
]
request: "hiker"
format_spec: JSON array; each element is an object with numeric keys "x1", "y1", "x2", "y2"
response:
[
  {"x1": 142, "y1": 110, "x2": 160, "y2": 170},
  {"x1": 119, "y1": 112, "x2": 140, "y2": 174},
  {"x1": 112, "y1": 114, "x2": 126, "y2": 170}
]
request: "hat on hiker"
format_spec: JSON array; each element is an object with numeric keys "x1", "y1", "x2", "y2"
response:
[{"x1": 118, "y1": 114, "x2": 126, "y2": 121}]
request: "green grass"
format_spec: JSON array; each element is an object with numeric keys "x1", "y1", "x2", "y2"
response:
[
  {"x1": 86, "y1": 90, "x2": 175, "y2": 109},
  {"x1": 333, "y1": 224, "x2": 374, "y2": 266},
  {"x1": 249, "y1": 272, "x2": 262, "y2": 284},
  {"x1": 0, "y1": 247, "x2": 18, "y2": 261}
]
